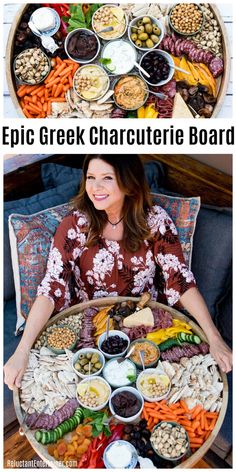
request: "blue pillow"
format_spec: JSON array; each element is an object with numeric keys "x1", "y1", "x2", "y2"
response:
[
  {"x1": 191, "y1": 206, "x2": 232, "y2": 324},
  {"x1": 4, "y1": 180, "x2": 80, "y2": 301},
  {"x1": 41, "y1": 161, "x2": 165, "y2": 193}
]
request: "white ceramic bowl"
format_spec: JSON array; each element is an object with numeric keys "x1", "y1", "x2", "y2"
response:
[
  {"x1": 98, "y1": 330, "x2": 130, "y2": 359},
  {"x1": 103, "y1": 357, "x2": 137, "y2": 388},
  {"x1": 92, "y1": 4, "x2": 128, "y2": 41},
  {"x1": 136, "y1": 368, "x2": 171, "y2": 402},
  {"x1": 72, "y1": 348, "x2": 105, "y2": 379},
  {"x1": 76, "y1": 376, "x2": 111, "y2": 411},
  {"x1": 73, "y1": 64, "x2": 110, "y2": 102},
  {"x1": 64, "y1": 28, "x2": 100, "y2": 64},
  {"x1": 139, "y1": 50, "x2": 175, "y2": 87},
  {"x1": 109, "y1": 386, "x2": 144, "y2": 423},
  {"x1": 128, "y1": 16, "x2": 165, "y2": 51}
]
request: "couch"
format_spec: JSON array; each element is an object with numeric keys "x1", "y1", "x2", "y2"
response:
[{"x1": 4, "y1": 155, "x2": 232, "y2": 465}]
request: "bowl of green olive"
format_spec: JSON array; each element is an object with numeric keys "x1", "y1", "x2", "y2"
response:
[
  {"x1": 72, "y1": 348, "x2": 105, "y2": 378},
  {"x1": 128, "y1": 16, "x2": 164, "y2": 51}
]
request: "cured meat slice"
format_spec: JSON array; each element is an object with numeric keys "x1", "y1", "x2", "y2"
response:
[{"x1": 209, "y1": 57, "x2": 224, "y2": 77}]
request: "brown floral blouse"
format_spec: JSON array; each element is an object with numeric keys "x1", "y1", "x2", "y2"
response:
[{"x1": 37, "y1": 206, "x2": 196, "y2": 312}]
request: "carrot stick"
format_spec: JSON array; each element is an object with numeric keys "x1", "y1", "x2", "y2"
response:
[
  {"x1": 64, "y1": 59, "x2": 76, "y2": 65},
  {"x1": 36, "y1": 101, "x2": 43, "y2": 110},
  {"x1": 148, "y1": 411, "x2": 161, "y2": 419},
  {"x1": 171, "y1": 408, "x2": 185, "y2": 415},
  {"x1": 45, "y1": 77, "x2": 60, "y2": 88},
  {"x1": 44, "y1": 70, "x2": 55, "y2": 84},
  {"x1": 178, "y1": 419, "x2": 192, "y2": 428},
  {"x1": 190, "y1": 443, "x2": 202, "y2": 449},
  {"x1": 52, "y1": 84, "x2": 57, "y2": 96},
  {"x1": 191, "y1": 405, "x2": 203, "y2": 419},
  {"x1": 192, "y1": 420, "x2": 200, "y2": 431},
  {"x1": 180, "y1": 400, "x2": 190, "y2": 413},
  {"x1": 23, "y1": 107, "x2": 33, "y2": 118},
  {"x1": 54, "y1": 62, "x2": 67, "y2": 77},
  {"x1": 209, "y1": 417, "x2": 217, "y2": 431},
  {"x1": 31, "y1": 85, "x2": 44, "y2": 96},
  {"x1": 43, "y1": 102, "x2": 48, "y2": 112},
  {"x1": 72, "y1": 63, "x2": 79, "y2": 74},
  {"x1": 17, "y1": 85, "x2": 28, "y2": 97},
  {"x1": 25, "y1": 103, "x2": 42, "y2": 113},
  {"x1": 49, "y1": 98, "x2": 66, "y2": 102},
  {"x1": 200, "y1": 411, "x2": 205, "y2": 431},
  {"x1": 54, "y1": 83, "x2": 63, "y2": 98},
  {"x1": 197, "y1": 426, "x2": 204, "y2": 436},
  {"x1": 32, "y1": 95, "x2": 37, "y2": 104},
  {"x1": 45, "y1": 89, "x2": 49, "y2": 100},
  {"x1": 68, "y1": 74, "x2": 73, "y2": 87},
  {"x1": 190, "y1": 437, "x2": 204, "y2": 445},
  {"x1": 23, "y1": 85, "x2": 39, "y2": 94},
  {"x1": 56, "y1": 56, "x2": 63, "y2": 65},
  {"x1": 24, "y1": 96, "x2": 32, "y2": 103},
  {"x1": 206, "y1": 412, "x2": 218, "y2": 419},
  {"x1": 47, "y1": 101, "x2": 52, "y2": 116},
  {"x1": 37, "y1": 89, "x2": 46, "y2": 98},
  {"x1": 61, "y1": 76, "x2": 68, "y2": 84},
  {"x1": 41, "y1": 97, "x2": 45, "y2": 104},
  {"x1": 59, "y1": 65, "x2": 73, "y2": 77}
]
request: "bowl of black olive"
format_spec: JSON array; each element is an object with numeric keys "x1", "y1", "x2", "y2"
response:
[
  {"x1": 98, "y1": 330, "x2": 130, "y2": 359},
  {"x1": 139, "y1": 50, "x2": 174, "y2": 86}
]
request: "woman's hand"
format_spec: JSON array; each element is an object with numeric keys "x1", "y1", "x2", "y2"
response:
[
  {"x1": 4, "y1": 350, "x2": 29, "y2": 390},
  {"x1": 209, "y1": 334, "x2": 232, "y2": 373}
]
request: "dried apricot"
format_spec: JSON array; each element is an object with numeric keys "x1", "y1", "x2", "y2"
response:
[{"x1": 83, "y1": 425, "x2": 93, "y2": 437}]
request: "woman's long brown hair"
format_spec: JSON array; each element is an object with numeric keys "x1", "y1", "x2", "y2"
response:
[{"x1": 72, "y1": 155, "x2": 153, "y2": 252}]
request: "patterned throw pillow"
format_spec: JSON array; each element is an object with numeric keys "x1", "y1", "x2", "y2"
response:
[
  {"x1": 9, "y1": 203, "x2": 71, "y2": 334},
  {"x1": 151, "y1": 193, "x2": 200, "y2": 268},
  {"x1": 9, "y1": 194, "x2": 200, "y2": 334}
]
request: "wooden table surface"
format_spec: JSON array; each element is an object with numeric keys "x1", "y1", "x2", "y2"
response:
[{"x1": 3, "y1": 3, "x2": 233, "y2": 118}]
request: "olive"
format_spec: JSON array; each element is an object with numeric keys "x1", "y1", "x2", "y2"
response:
[
  {"x1": 138, "y1": 32, "x2": 148, "y2": 41},
  {"x1": 142, "y1": 16, "x2": 151, "y2": 24},
  {"x1": 145, "y1": 23, "x2": 153, "y2": 34},
  {"x1": 137, "y1": 19, "x2": 143, "y2": 26},
  {"x1": 137, "y1": 25, "x2": 145, "y2": 34},
  {"x1": 135, "y1": 39, "x2": 142, "y2": 47},
  {"x1": 74, "y1": 362, "x2": 81, "y2": 370},
  {"x1": 91, "y1": 353, "x2": 99, "y2": 363},
  {"x1": 95, "y1": 362, "x2": 102, "y2": 369},
  {"x1": 150, "y1": 34, "x2": 159, "y2": 44},
  {"x1": 80, "y1": 358, "x2": 88, "y2": 366},
  {"x1": 142, "y1": 41, "x2": 147, "y2": 48},
  {"x1": 131, "y1": 33, "x2": 138, "y2": 41},
  {"x1": 131, "y1": 27, "x2": 137, "y2": 33},
  {"x1": 146, "y1": 39, "x2": 154, "y2": 48},
  {"x1": 86, "y1": 352, "x2": 92, "y2": 360},
  {"x1": 153, "y1": 25, "x2": 161, "y2": 35}
]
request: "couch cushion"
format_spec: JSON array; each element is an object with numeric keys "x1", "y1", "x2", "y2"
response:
[
  {"x1": 152, "y1": 193, "x2": 200, "y2": 268},
  {"x1": 4, "y1": 181, "x2": 80, "y2": 302},
  {"x1": 191, "y1": 206, "x2": 232, "y2": 325},
  {"x1": 4, "y1": 299, "x2": 22, "y2": 426},
  {"x1": 41, "y1": 161, "x2": 165, "y2": 192}
]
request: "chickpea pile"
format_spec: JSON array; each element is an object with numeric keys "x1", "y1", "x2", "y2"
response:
[
  {"x1": 170, "y1": 4, "x2": 203, "y2": 34},
  {"x1": 76, "y1": 76, "x2": 92, "y2": 92},
  {"x1": 78, "y1": 391, "x2": 99, "y2": 408},
  {"x1": 94, "y1": 6, "x2": 114, "y2": 25},
  {"x1": 47, "y1": 326, "x2": 76, "y2": 350},
  {"x1": 146, "y1": 379, "x2": 168, "y2": 397}
]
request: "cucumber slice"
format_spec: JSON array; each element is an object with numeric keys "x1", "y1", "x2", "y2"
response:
[
  {"x1": 35, "y1": 430, "x2": 42, "y2": 443},
  {"x1": 106, "y1": 63, "x2": 116, "y2": 72}
]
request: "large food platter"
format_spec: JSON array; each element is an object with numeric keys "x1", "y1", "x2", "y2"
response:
[
  {"x1": 6, "y1": 3, "x2": 230, "y2": 119},
  {"x1": 14, "y1": 297, "x2": 228, "y2": 469}
]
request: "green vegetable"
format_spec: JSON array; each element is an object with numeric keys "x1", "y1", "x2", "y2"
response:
[
  {"x1": 159, "y1": 338, "x2": 181, "y2": 351},
  {"x1": 99, "y1": 58, "x2": 112, "y2": 65},
  {"x1": 177, "y1": 332, "x2": 201, "y2": 344},
  {"x1": 127, "y1": 111, "x2": 137, "y2": 118},
  {"x1": 66, "y1": 4, "x2": 103, "y2": 32},
  {"x1": 127, "y1": 374, "x2": 137, "y2": 383},
  {"x1": 82, "y1": 408, "x2": 111, "y2": 437},
  {"x1": 35, "y1": 408, "x2": 84, "y2": 444}
]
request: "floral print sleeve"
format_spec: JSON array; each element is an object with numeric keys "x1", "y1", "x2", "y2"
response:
[
  {"x1": 37, "y1": 211, "x2": 89, "y2": 312},
  {"x1": 147, "y1": 205, "x2": 196, "y2": 306}
]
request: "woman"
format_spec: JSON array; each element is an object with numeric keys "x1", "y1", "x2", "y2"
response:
[{"x1": 4, "y1": 155, "x2": 232, "y2": 390}]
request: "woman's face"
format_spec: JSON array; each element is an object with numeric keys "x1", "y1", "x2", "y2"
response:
[{"x1": 86, "y1": 159, "x2": 125, "y2": 215}]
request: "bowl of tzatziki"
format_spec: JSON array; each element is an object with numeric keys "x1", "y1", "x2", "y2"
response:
[
  {"x1": 100, "y1": 39, "x2": 137, "y2": 75},
  {"x1": 102, "y1": 357, "x2": 137, "y2": 388}
]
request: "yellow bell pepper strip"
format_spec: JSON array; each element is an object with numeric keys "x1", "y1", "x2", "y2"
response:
[
  {"x1": 137, "y1": 106, "x2": 145, "y2": 118},
  {"x1": 146, "y1": 321, "x2": 193, "y2": 345},
  {"x1": 93, "y1": 306, "x2": 114, "y2": 324},
  {"x1": 144, "y1": 103, "x2": 158, "y2": 119}
]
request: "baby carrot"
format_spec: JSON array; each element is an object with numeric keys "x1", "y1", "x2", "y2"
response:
[
  {"x1": 23, "y1": 107, "x2": 33, "y2": 118},
  {"x1": 206, "y1": 412, "x2": 218, "y2": 419},
  {"x1": 180, "y1": 400, "x2": 190, "y2": 413},
  {"x1": 192, "y1": 420, "x2": 200, "y2": 431},
  {"x1": 44, "y1": 69, "x2": 55, "y2": 84},
  {"x1": 31, "y1": 85, "x2": 44, "y2": 96},
  {"x1": 17, "y1": 85, "x2": 28, "y2": 97},
  {"x1": 59, "y1": 65, "x2": 73, "y2": 77},
  {"x1": 68, "y1": 74, "x2": 73, "y2": 87},
  {"x1": 200, "y1": 411, "x2": 205, "y2": 430},
  {"x1": 190, "y1": 443, "x2": 202, "y2": 449},
  {"x1": 72, "y1": 63, "x2": 79, "y2": 74},
  {"x1": 37, "y1": 89, "x2": 46, "y2": 98},
  {"x1": 49, "y1": 98, "x2": 66, "y2": 102},
  {"x1": 52, "y1": 84, "x2": 57, "y2": 96},
  {"x1": 41, "y1": 97, "x2": 45, "y2": 104},
  {"x1": 32, "y1": 95, "x2": 37, "y2": 104},
  {"x1": 54, "y1": 83, "x2": 63, "y2": 98},
  {"x1": 45, "y1": 89, "x2": 49, "y2": 100},
  {"x1": 54, "y1": 62, "x2": 67, "y2": 77},
  {"x1": 25, "y1": 103, "x2": 42, "y2": 113},
  {"x1": 43, "y1": 102, "x2": 48, "y2": 112},
  {"x1": 209, "y1": 417, "x2": 217, "y2": 431},
  {"x1": 45, "y1": 77, "x2": 60, "y2": 88},
  {"x1": 56, "y1": 56, "x2": 63, "y2": 65},
  {"x1": 64, "y1": 59, "x2": 76, "y2": 65},
  {"x1": 191, "y1": 405, "x2": 203, "y2": 419},
  {"x1": 47, "y1": 100, "x2": 52, "y2": 116}
]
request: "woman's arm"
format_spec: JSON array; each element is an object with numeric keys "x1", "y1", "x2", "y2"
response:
[
  {"x1": 4, "y1": 296, "x2": 54, "y2": 390},
  {"x1": 180, "y1": 287, "x2": 232, "y2": 373}
]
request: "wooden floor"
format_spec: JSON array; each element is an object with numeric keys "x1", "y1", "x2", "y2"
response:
[{"x1": 4, "y1": 430, "x2": 212, "y2": 469}]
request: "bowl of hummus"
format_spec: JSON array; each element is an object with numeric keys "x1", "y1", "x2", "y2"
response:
[
  {"x1": 92, "y1": 5, "x2": 127, "y2": 40},
  {"x1": 73, "y1": 65, "x2": 110, "y2": 101},
  {"x1": 113, "y1": 74, "x2": 149, "y2": 111},
  {"x1": 77, "y1": 376, "x2": 111, "y2": 411}
]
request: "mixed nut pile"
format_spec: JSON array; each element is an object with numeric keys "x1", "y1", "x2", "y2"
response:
[
  {"x1": 187, "y1": 4, "x2": 223, "y2": 57},
  {"x1": 151, "y1": 422, "x2": 189, "y2": 459},
  {"x1": 14, "y1": 48, "x2": 50, "y2": 84}
]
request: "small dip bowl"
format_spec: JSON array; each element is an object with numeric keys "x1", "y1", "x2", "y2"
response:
[
  {"x1": 150, "y1": 421, "x2": 190, "y2": 461},
  {"x1": 103, "y1": 357, "x2": 137, "y2": 388},
  {"x1": 103, "y1": 440, "x2": 138, "y2": 469},
  {"x1": 92, "y1": 5, "x2": 127, "y2": 41},
  {"x1": 128, "y1": 15, "x2": 164, "y2": 51},
  {"x1": 72, "y1": 348, "x2": 105, "y2": 379},
  {"x1": 136, "y1": 368, "x2": 171, "y2": 402},
  {"x1": 98, "y1": 330, "x2": 130, "y2": 359},
  {"x1": 101, "y1": 39, "x2": 137, "y2": 75},
  {"x1": 129, "y1": 339, "x2": 160, "y2": 369},
  {"x1": 169, "y1": 4, "x2": 204, "y2": 37},
  {"x1": 109, "y1": 386, "x2": 144, "y2": 423},
  {"x1": 139, "y1": 50, "x2": 174, "y2": 87},
  {"x1": 13, "y1": 48, "x2": 51, "y2": 85},
  {"x1": 65, "y1": 28, "x2": 100, "y2": 64},
  {"x1": 30, "y1": 7, "x2": 61, "y2": 36},
  {"x1": 113, "y1": 74, "x2": 149, "y2": 111},
  {"x1": 76, "y1": 376, "x2": 111, "y2": 411},
  {"x1": 73, "y1": 64, "x2": 110, "y2": 101},
  {"x1": 46, "y1": 325, "x2": 77, "y2": 354}
]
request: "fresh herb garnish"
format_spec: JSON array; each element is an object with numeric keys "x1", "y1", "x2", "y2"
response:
[
  {"x1": 65, "y1": 4, "x2": 103, "y2": 32},
  {"x1": 127, "y1": 374, "x2": 137, "y2": 383},
  {"x1": 82, "y1": 408, "x2": 111, "y2": 437},
  {"x1": 99, "y1": 58, "x2": 112, "y2": 65}
]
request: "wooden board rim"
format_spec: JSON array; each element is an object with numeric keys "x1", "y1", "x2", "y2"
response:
[
  {"x1": 13, "y1": 297, "x2": 228, "y2": 469},
  {"x1": 5, "y1": 3, "x2": 231, "y2": 118}
]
